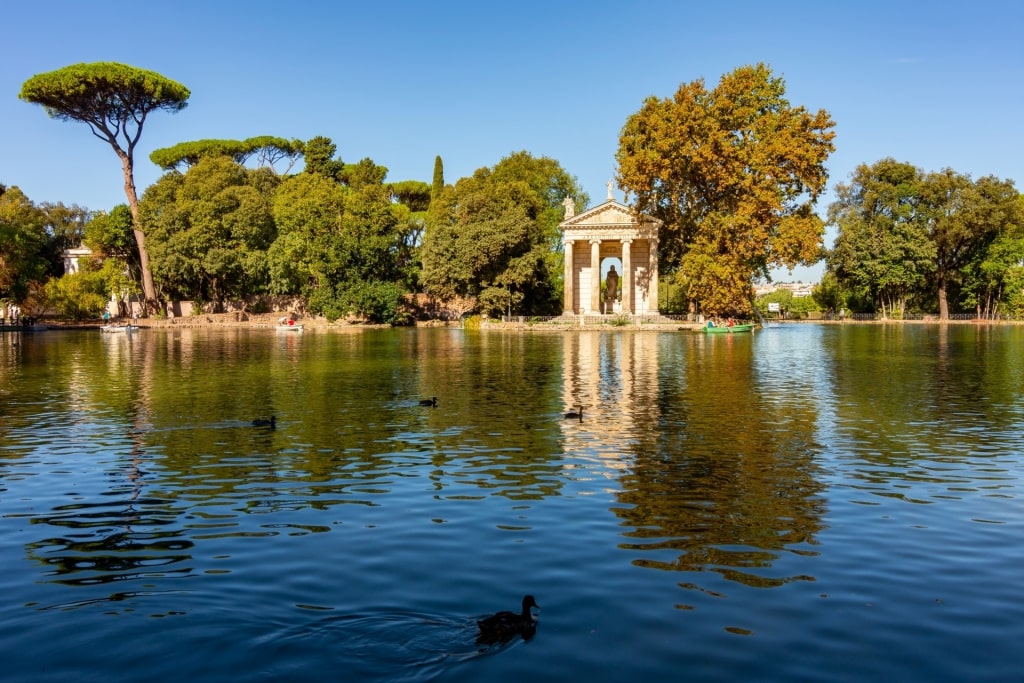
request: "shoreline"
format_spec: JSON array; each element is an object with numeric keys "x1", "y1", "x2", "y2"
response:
[{"x1": 7, "y1": 313, "x2": 1021, "y2": 334}]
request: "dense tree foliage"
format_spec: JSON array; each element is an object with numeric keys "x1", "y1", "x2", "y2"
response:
[
  {"x1": 920, "y1": 170, "x2": 1021, "y2": 319},
  {"x1": 85, "y1": 204, "x2": 136, "y2": 263},
  {"x1": 616, "y1": 63, "x2": 835, "y2": 315},
  {"x1": 828, "y1": 159, "x2": 1022, "y2": 318},
  {"x1": 150, "y1": 136, "x2": 304, "y2": 174},
  {"x1": 315, "y1": 183, "x2": 410, "y2": 324},
  {"x1": 20, "y1": 62, "x2": 190, "y2": 309},
  {"x1": 431, "y1": 155, "x2": 444, "y2": 203},
  {"x1": 140, "y1": 156, "x2": 279, "y2": 306},
  {"x1": 827, "y1": 159, "x2": 935, "y2": 318},
  {"x1": 39, "y1": 202, "x2": 89, "y2": 264},
  {"x1": 269, "y1": 158, "x2": 416, "y2": 323},
  {"x1": 43, "y1": 268, "x2": 108, "y2": 320},
  {"x1": 0, "y1": 186, "x2": 51, "y2": 302},
  {"x1": 958, "y1": 197, "x2": 1024, "y2": 318},
  {"x1": 268, "y1": 172, "x2": 346, "y2": 297},
  {"x1": 83, "y1": 204, "x2": 141, "y2": 313},
  {"x1": 389, "y1": 180, "x2": 431, "y2": 212},
  {"x1": 420, "y1": 151, "x2": 587, "y2": 317},
  {"x1": 811, "y1": 272, "x2": 847, "y2": 315},
  {"x1": 303, "y1": 136, "x2": 346, "y2": 179}
]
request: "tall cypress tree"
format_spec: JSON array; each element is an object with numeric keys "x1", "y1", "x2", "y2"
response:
[{"x1": 431, "y1": 155, "x2": 444, "y2": 203}]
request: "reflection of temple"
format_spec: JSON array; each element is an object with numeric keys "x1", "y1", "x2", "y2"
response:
[
  {"x1": 559, "y1": 186, "x2": 662, "y2": 315},
  {"x1": 560, "y1": 331, "x2": 663, "y2": 459}
]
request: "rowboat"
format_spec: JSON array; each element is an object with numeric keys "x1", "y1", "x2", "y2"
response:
[
  {"x1": 275, "y1": 324, "x2": 304, "y2": 332},
  {"x1": 101, "y1": 324, "x2": 140, "y2": 333},
  {"x1": 703, "y1": 323, "x2": 755, "y2": 334}
]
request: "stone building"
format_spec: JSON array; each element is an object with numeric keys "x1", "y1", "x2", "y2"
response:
[{"x1": 559, "y1": 185, "x2": 662, "y2": 315}]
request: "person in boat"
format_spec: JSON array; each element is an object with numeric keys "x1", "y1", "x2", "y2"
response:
[
  {"x1": 727, "y1": 317, "x2": 734, "y2": 327},
  {"x1": 707, "y1": 319, "x2": 715, "y2": 328},
  {"x1": 103, "y1": 310, "x2": 111, "y2": 325}
]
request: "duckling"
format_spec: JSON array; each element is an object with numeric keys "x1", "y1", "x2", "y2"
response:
[
  {"x1": 419, "y1": 396, "x2": 438, "y2": 407},
  {"x1": 476, "y1": 595, "x2": 539, "y2": 645},
  {"x1": 564, "y1": 405, "x2": 583, "y2": 420},
  {"x1": 252, "y1": 416, "x2": 276, "y2": 429}
]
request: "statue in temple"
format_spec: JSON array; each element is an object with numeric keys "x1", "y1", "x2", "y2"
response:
[{"x1": 605, "y1": 265, "x2": 619, "y2": 302}]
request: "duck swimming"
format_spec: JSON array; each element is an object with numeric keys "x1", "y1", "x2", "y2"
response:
[
  {"x1": 252, "y1": 416, "x2": 276, "y2": 428},
  {"x1": 564, "y1": 405, "x2": 583, "y2": 420},
  {"x1": 419, "y1": 396, "x2": 438, "y2": 407},
  {"x1": 476, "y1": 594, "x2": 539, "y2": 645}
]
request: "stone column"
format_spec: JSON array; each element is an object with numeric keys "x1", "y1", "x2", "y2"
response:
[
  {"x1": 563, "y1": 240, "x2": 575, "y2": 315},
  {"x1": 621, "y1": 239, "x2": 632, "y2": 314},
  {"x1": 590, "y1": 240, "x2": 602, "y2": 314},
  {"x1": 648, "y1": 238, "x2": 659, "y2": 313}
]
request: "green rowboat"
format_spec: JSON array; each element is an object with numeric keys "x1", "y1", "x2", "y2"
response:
[{"x1": 703, "y1": 323, "x2": 755, "y2": 334}]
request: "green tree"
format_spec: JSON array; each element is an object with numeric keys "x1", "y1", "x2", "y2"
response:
[
  {"x1": 960, "y1": 222, "x2": 1024, "y2": 318},
  {"x1": 85, "y1": 204, "x2": 135, "y2": 260},
  {"x1": 43, "y1": 269, "x2": 107, "y2": 320},
  {"x1": 342, "y1": 158, "x2": 389, "y2": 190},
  {"x1": 303, "y1": 135, "x2": 346, "y2": 179},
  {"x1": 40, "y1": 202, "x2": 89, "y2": 252},
  {"x1": 150, "y1": 136, "x2": 304, "y2": 174},
  {"x1": 431, "y1": 155, "x2": 444, "y2": 203},
  {"x1": 811, "y1": 272, "x2": 848, "y2": 315},
  {"x1": 421, "y1": 151, "x2": 587, "y2": 317},
  {"x1": 920, "y1": 170, "x2": 1021, "y2": 319},
  {"x1": 140, "y1": 156, "x2": 279, "y2": 305},
  {"x1": 20, "y1": 62, "x2": 190, "y2": 310},
  {"x1": 270, "y1": 166, "x2": 412, "y2": 323},
  {"x1": 390, "y1": 180, "x2": 431, "y2": 212},
  {"x1": 319, "y1": 183, "x2": 410, "y2": 324},
  {"x1": 827, "y1": 159, "x2": 935, "y2": 318},
  {"x1": 268, "y1": 172, "x2": 346, "y2": 296},
  {"x1": 0, "y1": 186, "x2": 51, "y2": 302},
  {"x1": 616, "y1": 63, "x2": 835, "y2": 315}
]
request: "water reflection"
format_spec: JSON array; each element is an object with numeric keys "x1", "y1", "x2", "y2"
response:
[
  {"x1": 4, "y1": 326, "x2": 1024, "y2": 682},
  {"x1": 559, "y1": 330, "x2": 827, "y2": 593}
]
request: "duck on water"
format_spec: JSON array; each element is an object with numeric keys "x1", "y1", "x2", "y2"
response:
[{"x1": 476, "y1": 595, "x2": 540, "y2": 645}]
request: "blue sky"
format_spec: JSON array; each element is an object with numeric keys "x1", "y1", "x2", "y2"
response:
[{"x1": 3, "y1": 0, "x2": 1021, "y2": 282}]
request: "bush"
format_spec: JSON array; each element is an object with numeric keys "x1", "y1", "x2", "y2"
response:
[{"x1": 43, "y1": 273, "x2": 107, "y2": 320}]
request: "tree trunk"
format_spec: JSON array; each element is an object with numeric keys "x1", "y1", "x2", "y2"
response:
[
  {"x1": 937, "y1": 272, "x2": 949, "y2": 321},
  {"x1": 118, "y1": 150, "x2": 159, "y2": 312}
]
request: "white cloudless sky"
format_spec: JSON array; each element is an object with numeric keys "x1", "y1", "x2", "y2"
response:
[{"x1": 3, "y1": 0, "x2": 1021, "y2": 283}]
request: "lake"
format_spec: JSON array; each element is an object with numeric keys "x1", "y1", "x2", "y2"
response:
[{"x1": 1, "y1": 323, "x2": 1022, "y2": 682}]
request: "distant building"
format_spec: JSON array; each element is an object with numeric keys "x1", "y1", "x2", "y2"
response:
[
  {"x1": 755, "y1": 281, "x2": 815, "y2": 298},
  {"x1": 62, "y1": 245, "x2": 93, "y2": 275}
]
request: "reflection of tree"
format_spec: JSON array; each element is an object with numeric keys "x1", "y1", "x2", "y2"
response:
[
  {"x1": 417, "y1": 331, "x2": 566, "y2": 501},
  {"x1": 19, "y1": 335, "x2": 195, "y2": 590},
  {"x1": 830, "y1": 324, "x2": 1023, "y2": 494},
  {"x1": 136, "y1": 329, "x2": 569, "y2": 508},
  {"x1": 612, "y1": 332, "x2": 827, "y2": 590}
]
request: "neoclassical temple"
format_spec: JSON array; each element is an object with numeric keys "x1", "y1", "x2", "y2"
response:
[{"x1": 559, "y1": 186, "x2": 662, "y2": 315}]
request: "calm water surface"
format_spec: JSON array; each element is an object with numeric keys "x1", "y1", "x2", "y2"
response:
[{"x1": 1, "y1": 324, "x2": 1022, "y2": 681}]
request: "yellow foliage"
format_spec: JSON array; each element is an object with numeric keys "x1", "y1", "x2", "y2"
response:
[{"x1": 616, "y1": 64, "x2": 835, "y2": 315}]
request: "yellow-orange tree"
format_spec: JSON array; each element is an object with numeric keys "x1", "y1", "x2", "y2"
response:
[{"x1": 616, "y1": 64, "x2": 835, "y2": 315}]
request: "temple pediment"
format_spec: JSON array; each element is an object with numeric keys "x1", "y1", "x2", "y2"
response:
[{"x1": 560, "y1": 200, "x2": 661, "y2": 239}]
